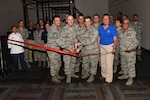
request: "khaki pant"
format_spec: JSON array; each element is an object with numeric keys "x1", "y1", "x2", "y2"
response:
[
  {"x1": 27, "y1": 39, "x2": 35, "y2": 62},
  {"x1": 100, "y1": 44, "x2": 114, "y2": 83}
]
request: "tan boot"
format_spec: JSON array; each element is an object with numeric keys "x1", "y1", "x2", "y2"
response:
[
  {"x1": 118, "y1": 74, "x2": 128, "y2": 80},
  {"x1": 126, "y1": 77, "x2": 133, "y2": 86},
  {"x1": 57, "y1": 74, "x2": 65, "y2": 80},
  {"x1": 118, "y1": 70, "x2": 123, "y2": 74},
  {"x1": 113, "y1": 66, "x2": 117, "y2": 73},
  {"x1": 51, "y1": 76, "x2": 61, "y2": 83},
  {"x1": 66, "y1": 75, "x2": 71, "y2": 83},
  {"x1": 87, "y1": 74, "x2": 94, "y2": 82},
  {"x1": 47, "y1": 61, "x2": 51, "y2": 68},
  {"x1": 82, "y1": 68, "x2": 86, "y2": 76},
  {"x1": 42, "y1": 61, "x2": 46, "y2": 67},
  {"x1": 81, "y1": 72, "x2": 89, "y2": 79},
  {"x1": 71, "y1": 73, "x2": 79, "y2": 78},
  {"x1": 26, "y1": 62, "x2": 31, "y2": 68},
  {"x1": 137, "y1": 56, "x2": 142, "y2": 61},
  {"x1": 74, "y1": 66, "x2": 79, "y2": 73}
]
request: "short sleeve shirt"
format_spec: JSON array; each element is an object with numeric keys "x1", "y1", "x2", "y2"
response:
[{"x1": 98, "y1": 25, "x2": 118, "y2": 45}]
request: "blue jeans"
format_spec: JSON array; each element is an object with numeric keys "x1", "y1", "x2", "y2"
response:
[{"x1": 11, "y1": 53, "x2": 27, "y2": 72}]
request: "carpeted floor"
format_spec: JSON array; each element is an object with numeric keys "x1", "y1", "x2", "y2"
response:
[
  {"x1": 0, "y1": 49, "x2": 150, "y2": 100},
  {"x1": 0, "y1": 80, "x2": 150, "y2": 100}
]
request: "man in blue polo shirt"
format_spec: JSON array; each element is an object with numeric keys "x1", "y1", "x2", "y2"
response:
[{"x1": 98, "y1": 14, "x2": 118, "y2": 85}]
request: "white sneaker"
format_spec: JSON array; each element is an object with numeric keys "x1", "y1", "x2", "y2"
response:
[
  {"x1": 118, "y1": 74, "x2": 128, "y2": 80},
  {"x1": 126, "y1": 78, "x2": 133, "y2": 86}
]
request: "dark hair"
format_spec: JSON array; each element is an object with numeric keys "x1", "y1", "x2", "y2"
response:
[
  {"x1": 28, "y1": 21, "x2": 33, "y2": 23},
  {"x1": 103, "y1": 13, "x2": 110, "y2": 19},
  {"x1": 39, "y1": 19, "x2": 43, "y2": 21},
  {"x1": 84, "y1": 16, "x2": 92, "y2": 21},
  {"x1": 45, "y1": 23, "x2": 50, "y2": 26},
  {"x1": 133, "y1": 13, "x2": 138, "y2": 17},
  {"x1": 52, "y1": 15, "x2": 60, "y2": 20},
  {"x1": 65, "y1": 12, "x2": 70, "y2": 15},
  {"x1": 93, "y1": 14, "x2": 100, "y2": 18},
  {"x1": 18, "y1": 20, "x2": 23, "y2": 23},
  {"x1": 118, "y1": 12, "x2": 123, "y2": 15},
  {"x1": 116, "y1": 19, "x2": 123, "y2": 24},
  {"x1": 78, "y1": 13, "x2": 84, "y2": 18},
  {"x1": 123, "y1": 15, "x2": 128, "y2": 18},
  {"x1": 103, "y1": 13, "x2": 110, "y2": 16},
  {"x1": 11, "y1": 25, "x2": 17, "y2": 30}
]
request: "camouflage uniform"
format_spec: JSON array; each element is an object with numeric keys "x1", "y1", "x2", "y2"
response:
[
  {"x1": 78, "y1": 26, "x2": 99, "y2": 76},
  {"x1": 92, "y1": 23, "x2": 101, "y2": 68},
  {"x1": 34, "y1": 29, "x2": 46, "y2": 63},
  {"x1": 61, "y1": 22, "x2": 67, "y2": 28},
  {"x1": 56, "y1": 24, "x2": 77, "y2": 75},
  {"x1": 131, "y1": 21, "x2": 143, "y2": 56},
  {"x1": 119, "y1": 27, "x2": 138, "y2": 78},
  {"x1": 113, "y1": 27, "x2": 123, "y2": 73},
  {"x1": 92, "y1": 23, "x2": 101, "y2": 30},
  {"x1": 74, "y1": 24, "x2": 86, "y2": 73},
  {"x1": 18, "y1": 28, "x2": 30, "y2": 67},
  {"x1": 47, "y1": 24, "x2": 62, "y2": 76}
]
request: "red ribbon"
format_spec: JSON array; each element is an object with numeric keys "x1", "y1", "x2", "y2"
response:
[{"x1": 3, "y1": 37, "x2": 79, "y2": 57}]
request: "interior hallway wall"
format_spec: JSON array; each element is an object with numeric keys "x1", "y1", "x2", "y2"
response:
[
  {"x1": 0, "y1": 0, "x2": 23, "y2": 36},
  {"x1": 75, "y1": 0, "x2": 108, "y2": 17},
  {"x1": 0, "y1": 0, "x2": 108, "y2": 36},
  {"x1": 109, "y1": 0, "x2": 150, "y2": 50}
]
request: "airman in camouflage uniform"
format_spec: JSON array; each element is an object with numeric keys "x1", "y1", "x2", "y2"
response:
[
  {"x1": 92, "y1": 14, "x2": 101, "y2": 70},
  {"x1": 47, "y1": 16, "x2": 64, "y2": 83},
  {"x1": 113, "y1": 19, "x2": 123, "y2": 73},
  {"x1": 74, "y1": 13, "x2": 86, "y2": 74},
  {"x1": 92, "y1": 14, "x2": 101, "y2": 29},
  {"x1": 131, "y1": 14, "x2": 143, "y2": 61},
  {"x1": 56, "y1": 15, "x2": 79, "y2": 83},
  {"x1": 18, "y1": 20, "x2": 31, "y2": 68},
  {"x1": 118, "y1": 18, "x2": 138, "y2": 86},
  {"x1": 34, "y1": 23, "x2": 45, "y2": 67},
  {"x1": 61, "y1": 13, "x2": 69, "y2": 28},
  {"x1": 76, "y1": 16, "x2": 99, "y2": 82}
]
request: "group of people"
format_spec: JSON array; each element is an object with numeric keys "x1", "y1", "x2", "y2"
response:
[{"x1": 7, "y1": 12, "x2": 143, "y2": 86}]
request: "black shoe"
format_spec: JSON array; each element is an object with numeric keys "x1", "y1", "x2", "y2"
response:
[
  {"x1": 103, "y1": 82, "x2": 111, "y2": 86},
  {"x1": 99, "y1": 76, "x2": 105, "y2": 80}
]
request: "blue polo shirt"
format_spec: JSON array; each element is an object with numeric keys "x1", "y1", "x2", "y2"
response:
[{"x1": 98, "y1": 25, "x2": 118, "y2": 45}]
